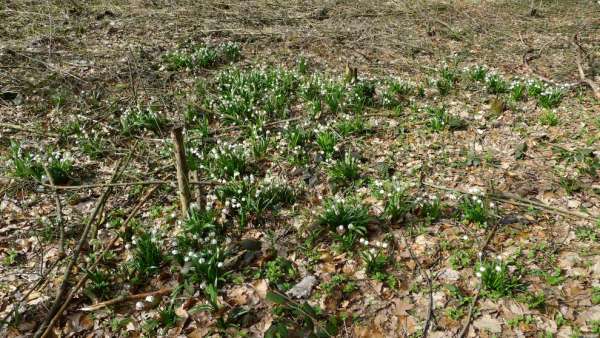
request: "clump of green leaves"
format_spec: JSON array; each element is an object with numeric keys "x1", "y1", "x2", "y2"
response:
[
  {"x1": 7, "y1": 141, "x2": 74, "y2": 184},
  {"x1": 266, "y1": 291, "x2": 339, "y2": 338},
  {"x1": 163, "y1": 42, "x2": 241, "y2": 70},
  {"x1": 457, "y1": 195, "x2": 490, "y2": 226},
  {"x1": 265, "y1": 257, "x2": 298, "y2": 291},
  {"x1": 476, "y1": 259, "x2": 525, "y2": 298},
  {"x1": 130, "y1": 231, "x2": 163, "y2": 283},
  {"x1": 319, "y1": 197, "x2": 370, "y2": 250},
  {"x1": 327, "y1": 154, "x2": 361, "y2": 187},
  {"x1": 381, "y1": 79, "x2": 414, "y2": 108},
  {"x1": 120, "y1": 105, "x2": 168, "y2": 135},
  {"x1": 539, "y1": 110, "x2": 559, "y2": 126},
  {"x1": 485, "y1": 73, "x2": 508, "y2": 94},
  {"x1": 426, "y1": 106, "x2": 467, "y2": 132}
]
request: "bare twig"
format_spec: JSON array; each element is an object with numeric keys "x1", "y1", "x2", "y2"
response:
[
  {"x1": 42, "y1": 165, "x2": 65, "y2": 257},
  {"x1": 171, "y1": 126, "x2": 191, "y2": 217},
  {"x1": 0, "y1": 177, "x2": 212, "y2": 190},
  {"x1": 423, "y1": 182, "x2": 597, "y2": 221},
  {"x1": 573, "y1": 34, "x2": 600, "y2": 100},
  {"x1": 0, "y1": 122, "x2": 59, "y2": 137},
  {"x1": 33, "y1": 157, "x2": 128, "y2": 338},
  {"x1": 456, "y1": 222, "x2": 499, "y2": 338},
  {"x1": 80, "y1": 287, "x2": 173, "y2": 312}
]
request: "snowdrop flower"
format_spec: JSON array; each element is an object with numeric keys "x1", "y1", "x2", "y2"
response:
[
  {"x1": 462, "y1": 235, "x2": 469, "y2": 241},
  {"x1": 145, "y1": 295, "x2": 154, "y2": 303},
  {"x1": 348, "y1": 223, "x2": 355, "y2": 230},
  {"x1": 495, "y1": 265, "x2": 502, "y2": 272},
  {"x1": 135, "y1": 301, "x2": 145, "y2": 311},
  {"x1": 477, "y1": 251, "x2": 483, "y2": 258},
  {"x1": 198, "y1": 257, "x2": 205, "y2": 264},
  {"x1": 171, "y1": 249, "x2": 179, "y2": 255},
  {"x1": 476, "y1": 272, "x2": 482, "y2": 278},
  {"x1": 382, "y1": 242, "x2": 389, "y2": 249},
  {"x1": 359, "y1": 238, "x2": 366, "y2": 244},
  {"x1": 479, "y1": 266, "x2": 486, "y2": 272},
  {"x1": 210, "y1": 239, "x2": 218, "y2": 245},
  {"x1": 217, "y1": 262, "x2": 224, "y2": 268}
]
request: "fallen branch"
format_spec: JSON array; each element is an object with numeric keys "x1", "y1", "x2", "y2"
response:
[
  {"x1": 43, "y1": 165, "x2": 65, "y2": 257},
  {"x1": 423, "y1": 182, "x2": 597, "y2": 221},
  {"x1": 456, "y1": 221, "x2": 499, "y2": 338},
  {"x1": 394, "y1": 229, "x2": 436, "y2": 338},
  {"x1": 172, "y1": 126, "x2": 191, "y2": 217},
  {"x1": 80, "y1": 288, "x2": 173, "y2": 312},
  {"x1": 573, "y1": 34, "x2": 600, "y2": 100},
  {"x1": 0, "y1": 177, "x2": 212, "y2": 190},
  {"x1": 0, "y1": 122, "x2": 59, "y2": 137},
  {"x1": 33, "y1": 157, "x2": 129, "y2": 338}
]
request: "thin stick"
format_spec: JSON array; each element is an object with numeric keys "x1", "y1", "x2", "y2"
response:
[
  {"x1": 422, "y1": 182, "x2": 596, "y2": 221},
  {"x1": 0, "y1": 177, "x2": 212, "y2": 190},
  {"x1": 573, "y1": 34, "x2": 600, "y2": 100},
  {"x1": 33, "y1": 158, "x2": 128, "y2": 338},
  {"x1": 37, "y1": 184, "x2": 158, "y2": 338},
  {"x1": 80, "y1": 287, "x2": 173, "y2": 312},
  {"x1": 0, "y1": 122, "x2": 59, "y2": 137},
  {"x1": 42, "y1": 165, "x2": 65, "y2": 257},
  {"x1": 456, "y1": 222, "x2": 499, "y2": 338},
  {"x1": 171, "y1": 126, "x2": 191, "y2": 217}
]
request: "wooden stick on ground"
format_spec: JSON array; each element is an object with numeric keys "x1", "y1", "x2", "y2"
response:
[
  {"x1": 33, "y1": 157, "x2": 128, "y2": 338},
  {"x1": 43, "y1": 165, "x2": 65, "y2": 257},
  {"x1": 171, "y1": 126, "x2": 191, "y2": 217},
  {"x1": 573, "y1": 34, "x2": 600, "y2": 100},
  {"x1": 80, "y1": 287, "x2": 173, "y2": 312},
  {"x1": 37, "y1": 184, "x2": 158, "y2": 338},
  {"x1": 456, "y1": 222, "x2": 500, "y2": 338}
]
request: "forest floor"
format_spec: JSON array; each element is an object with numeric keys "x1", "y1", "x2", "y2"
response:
[{"x1": 1, "y1": 1, "x2": 600, "y2": 337}]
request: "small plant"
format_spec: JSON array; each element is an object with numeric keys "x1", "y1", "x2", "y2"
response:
[
  {"x1": 347, "y1": 79, "x2": 376, "y2": 112},
  {"x1": 592, "y1": 286, "x2": 600, "y2": 305},
  {"x1": 381, "y1": 79, "x2": 413, "y2": 108},
  {"x1": 509, "y1": 80, "x2": 527, "y2": 101},
  {"x1": 266, "y1": 291, "x2": 338, "y2": 337},
  {"x1": 7, "y1": 142, "x2": 74, "y2": 184},
  {"x1": 323, "y1": 80, "x2": 346, "y2": 113},
  {"x1": 130, "y1": 231, "x2": 163, "y2": 283},
  {"x1": 537, "y1": 88, "x2": 563, "y2": 108},
  {"x1": 522, "y1": 291, "x2": 546, "y2": 310},
  {"x1": 120, "y1": 105, "x2": 167, "y2": 135},
  {"x1": 335, "y1": 114, "x2": 369, "y2": 137},
  {"x1": 208, "y1": 144, "x2": 250, "y2": 179},
  {"x1": 413, "y1": 195, "x2": 443, "y2": 223},
  {"x1": 476, "y1": 259, "x2": 525, "y2": 298},
  {"x1": 265, "y1": 257, "x2": 298, "y2": 291},
  {"x1": 327, "y1": 154, "x2": 361, "y2": 187},
  {"x1": 383, "y1": 188, "x2": 412, "y2": 223},
  {"x1": 84, "y1": 268, "x2": 112, "y2": 300},
  {"x1": 321, "y1": 274, "x2": 357, "y2": 295},
  {"x1": 485, "y1": 73, "x2": 508, "y2": 94},
  {"x1": 163, "y1": 42, "x2": 241, "y2": 70},
  {"x1": 574, "y1": 226, "x2": 597, "y2": 242},
  {"x1": 469, "y1": 65, "x2": 488, "y2": 82},
  {"x1": 449, "y1": 250, "x2": 473, "y2": 270},
  {"x1": 539, "y1": 110, "x2": 559, "y2": 126},
  {"x1": 526, "y1": 79, "x2": 545, "y2": 97},
  {"x1": 315, "y1": 128, "x2": 338, "y2": 158},
  {"x1": 319, "y1": 197, "x2": 370, "y2": 250},
  {"x1": 458, "y1": 195, "x2": 490, "y2": 226},
  {"x1": 425, "y1": 106, "x2": 467, "y2": 132}
]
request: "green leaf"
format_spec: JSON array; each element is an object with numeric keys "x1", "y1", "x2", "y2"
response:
[{"x1": 266, "y1": 291, "x2": 288, "y2": 305}]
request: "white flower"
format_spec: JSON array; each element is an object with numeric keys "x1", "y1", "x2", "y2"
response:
[
  {"x1": 171, "y1": 249, "x2": 179, "y2": 255},
  {"x1": 475, "y1": 272, "x2": 482, "y2": 278},
  {"x1": 382, "y1": 242, "x2": 388, "y2": 249},
  {"x1": 135, "y1": 301, "x2": 145, "y2": 311},
  {"x1": 211, "y1": 239, "x2": 217, "y2": 245},
  {"x1": 145, "y1": 295, "x2": 155, "y2": 303},
  {"x1": 348, "y1": 223, "x2": 354, "y2": 230},
  {"x1": 495, "y1": 266, "x2": 502, "y2": 272},
  {"x1": 479, "y1": 266, "x2": 486, "y2": 272},
  {"x1": 462, "y1": 235, "x2": 468, "y2": 241},
  {"x1": 217, "y1": 262, "x2": 224, "y2": 268}
]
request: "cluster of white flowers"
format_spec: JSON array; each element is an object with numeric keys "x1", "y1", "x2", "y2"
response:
[
  {"x1": 359, "y1": 237, "x2": 389, "y2": 251},
  {"x1": 475, "y1": 256, "x2": 503, "y2": 278}
]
